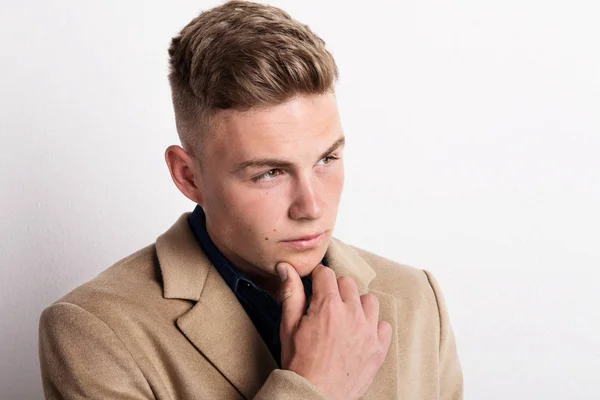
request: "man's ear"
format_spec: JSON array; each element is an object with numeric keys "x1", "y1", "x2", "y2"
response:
[{"x1": 164, "y1": 145, "x2": 204, "y2": 205}]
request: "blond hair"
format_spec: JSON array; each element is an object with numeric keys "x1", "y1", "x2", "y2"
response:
[{"x1": 168, "y1": 0, "x2": 339, "y2": 161}]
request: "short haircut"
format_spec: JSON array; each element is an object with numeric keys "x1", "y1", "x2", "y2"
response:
[{"x1": 168, "y1": 0, "x2": 339, "y2": 161}]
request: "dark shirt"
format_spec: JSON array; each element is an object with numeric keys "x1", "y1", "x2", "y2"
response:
[{"x1": 188, "y1": 204, "x2": 324, "y2": 367}]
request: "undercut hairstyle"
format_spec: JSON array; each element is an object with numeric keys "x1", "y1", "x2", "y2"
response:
[{"x1": 167, "y1": 0, "x2": 339, "y2": 162}]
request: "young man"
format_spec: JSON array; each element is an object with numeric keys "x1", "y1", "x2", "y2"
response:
[{"x1": 39, "y1": 1, "x2": 463, "y2": 399}]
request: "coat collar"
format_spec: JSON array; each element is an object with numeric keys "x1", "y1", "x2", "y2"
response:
[{"x1": 155, "y1": 212, "x2": 396, "y2": 399}]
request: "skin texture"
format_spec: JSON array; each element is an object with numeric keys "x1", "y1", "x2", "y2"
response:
[
  {"x1": 165, "y1": 92, "x2": 391, "y2": 399},
  {"x1": 165, "y1": 92, "x2": 345, "y2": 296}
]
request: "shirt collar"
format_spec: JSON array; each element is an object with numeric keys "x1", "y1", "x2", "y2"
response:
[{"x1": 188, "y1": 205, "x2": 254, "y2": 293}]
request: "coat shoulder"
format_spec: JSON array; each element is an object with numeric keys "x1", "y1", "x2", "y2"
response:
[
  {"x1": 47, "y1": 243, "x2": 170, "y2": 318},
  {"x1": 346, "y1": 243, "x2": 438, "y2": 306}
]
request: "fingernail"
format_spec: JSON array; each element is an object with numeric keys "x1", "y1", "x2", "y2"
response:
[{"x1": 276, "y1": 263, "x2": 288, "y2": 282}]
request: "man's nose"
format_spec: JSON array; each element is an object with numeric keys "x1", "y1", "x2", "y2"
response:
[{"x1": 288, "y1": 176, "x2": 323, "y2": 221}]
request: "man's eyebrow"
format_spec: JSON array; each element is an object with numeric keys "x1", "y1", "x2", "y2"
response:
[
  {"x1": 232, "y1": 136, "x2": 345, "y2": 173},
  {"x1": 318, "y1": 136, "x2": 345, "y2": 160}
]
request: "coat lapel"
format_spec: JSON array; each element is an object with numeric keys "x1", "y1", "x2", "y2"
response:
[
  {"x1": 156, "y1": 213, "x2": 277, "y2": 399},
  {"x1": 176, "y1": 267, "x2": 278, "y2": 398},
  {"x1": 156, "y1": 213, "x2": 398, "y2": 399}
]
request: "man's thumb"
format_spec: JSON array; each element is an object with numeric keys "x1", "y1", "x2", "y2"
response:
[{"x1": 277, "y1": 262, "x2": 306, "y2": 335}]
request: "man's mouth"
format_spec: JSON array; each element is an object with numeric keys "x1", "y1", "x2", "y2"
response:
[{"x1": 281, "y1": 232, "x2": 325, "y2": 249}]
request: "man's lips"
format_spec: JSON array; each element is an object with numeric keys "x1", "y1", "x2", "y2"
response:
[
  {"x1": 283, "y1": 232, "x2": 324, "y2": 242},
  {"x1": 280, "y1": 231, "x2": 326, "y2": 249}
]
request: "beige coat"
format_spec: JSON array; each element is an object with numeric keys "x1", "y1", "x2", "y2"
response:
[{"x1": 39, "y1": 213, "x2": 463, "y2": 399}]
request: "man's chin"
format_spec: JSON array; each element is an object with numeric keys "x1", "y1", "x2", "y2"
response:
[
  {"x1": 290, "y1": 262, "x2": 320, "y2": 278},
  {"x1": 266, "y1": 234, "x2": 330, "y2": 276},
  {"x1": 279, "y1": 248, "x2": 329, "y2": 277}
]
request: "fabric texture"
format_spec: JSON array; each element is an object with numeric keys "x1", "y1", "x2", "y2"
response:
[
  {"x1": 187, "y1": 204, "x2": 319, "y2": 367},
  {"x1": 39, "y1": 212, "x2": 464, "y2": 399}
]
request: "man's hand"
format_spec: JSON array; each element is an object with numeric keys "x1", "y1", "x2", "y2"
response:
[{"x1": 276, "y1": 262, "x2": 392, "y2": 400}]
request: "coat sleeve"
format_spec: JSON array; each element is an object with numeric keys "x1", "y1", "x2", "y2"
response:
[
  {"x1": 253, "y1": 369, "x2": 328, "y2": 400},
  {"x1": 39, "y1": 302, "x2": 156, "y2": 400},
  {"x1": 423, "y1": 270, "x2": 464, "y2": 400}
]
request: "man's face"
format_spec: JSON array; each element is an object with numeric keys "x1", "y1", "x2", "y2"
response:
[{"x1": 197, "y1": 92, "x2": 344, "y2": 284}]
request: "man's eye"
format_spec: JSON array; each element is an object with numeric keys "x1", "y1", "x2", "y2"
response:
[
  {"x1": 253, "y1": 169, "x2": 282, "y2": 182},
  {"x1": 319, "y1": 155, "x2": 339, "y2": 165}
]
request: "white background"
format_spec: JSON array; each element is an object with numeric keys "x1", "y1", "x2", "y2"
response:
[{"x1": 1, "y1": 1, "x2": 599, "y2": 398}]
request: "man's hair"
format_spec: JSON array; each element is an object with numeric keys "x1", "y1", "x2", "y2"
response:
[{"x1": 168, "y1": 0, "x2": 339, "y2": 161}]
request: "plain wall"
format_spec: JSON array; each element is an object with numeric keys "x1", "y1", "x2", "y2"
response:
[{"x1": 1, "y1": 1, "x2": 599, "y2": 398}]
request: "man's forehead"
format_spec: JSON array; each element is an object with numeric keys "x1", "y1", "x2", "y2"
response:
[{"x1": 210, "y1": 97, "x2": 342, "y2": 157}]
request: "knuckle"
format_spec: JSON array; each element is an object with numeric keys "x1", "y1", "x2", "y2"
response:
[
  {"x1": 378, "y1": 321, "x2": 393, "y2": 344},
  {"x1": 380, "y1": 320, "x2": 392, "y2": 335},
  {"x1": 314, "y1": 264, "x2": 329, "y2": 276},
  {"x1": 381, "y1": 320, "x2": 392, "y2": 331},
  {"x1": 320, "y1": 293, "x2": 341, "y2": 311},
  {"x1": 365, "y1": 293, "x2": 378, "y2": 303},
  {"x1": 361, "y1": 326, "x2": 376, "y2": 343},
  {"x1": 349, "y1": 304, "x2": 364, "y2": 323},
  {"x1": 321, "y1": 266, "x2": 336, "y2": 280},
  {"x1": 337, "y1": 275, "x2": 356, "y2": 287},
  {"x1": 360, "y1": 293, "x2": 379, "y2": 307},
  {"x1": 280, "y1": 287, "x2": 293, "y2": 301}
]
